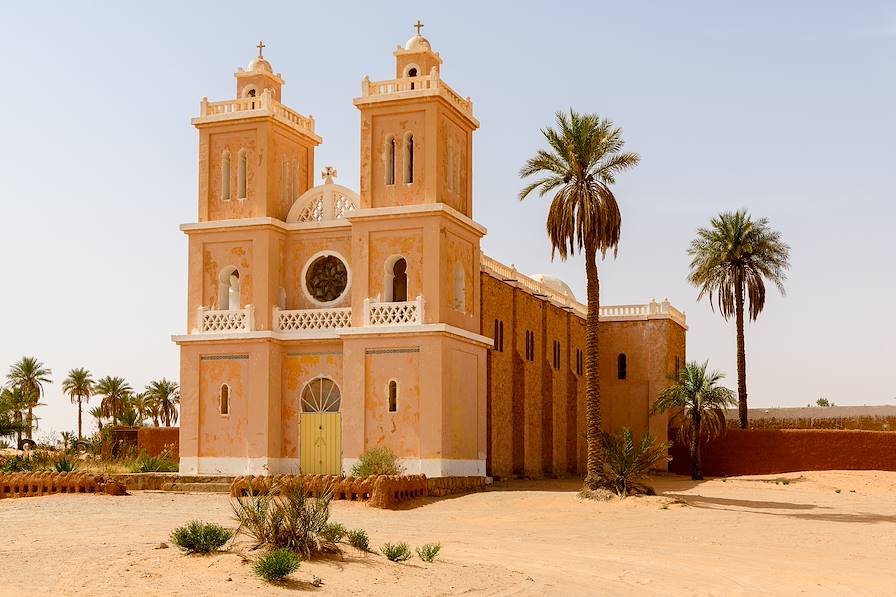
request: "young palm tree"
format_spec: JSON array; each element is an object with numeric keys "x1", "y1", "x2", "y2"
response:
[
  {"x1": 94, "y1": 376, "x2": 133, "y2": 425},
  {"x1": 62, "y1": 368, "x2": 95, "y2": 439},
  {"x1": 519, "y1": 109, "x2": 639, "y2": 490},
  {"x1": 88, "y1": 404, "x2": 106, "y2": 432},
  {"x1": 688, "y1": 210, "x2": 790, "y2": 428},
  {"x1": 5, "y1": 356, "x2": 52, "y2": 439},
  {"x1": 145, "y1": 379, "x2": 180, "y2": 426},
  {"x1": 0, "y1": 387, "x2": 28, "y2": 442},
  {"x1": 130, "y1": 392, "x2": 150, "y2": 422},
  {"x1": 651, "y1": 361, "x2": 736, "y2": 480}
]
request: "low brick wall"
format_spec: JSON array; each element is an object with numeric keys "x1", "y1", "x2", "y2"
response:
[
  {"x1": 0, "y1": 472, "x2": 127, "y2": 499},
  {"x1": 669, "y1": 429, "x2": 896, "y2": 477},
  {"x1": 230, "y1": 474, "x2": 430, "y2": 509},
  {"x1": 427, "y1": 476, "x2": 487, "y2": 497},
  {"x1": 137, "y1": 427, "x2": 179, "y2": 459},
  {"x1": 110, "y1": 473, "x2": 234, "y2": 491}
]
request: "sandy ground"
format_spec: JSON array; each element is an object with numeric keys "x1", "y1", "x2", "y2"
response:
[{"x1": 1, "y1": 471, "x2": 895, "y2": 596}]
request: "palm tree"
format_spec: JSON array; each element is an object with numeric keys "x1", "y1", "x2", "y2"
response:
[
  {"x1": 145, "y1": 379, "x2": 180, "y2": 426},
  {"x1": 94, "y1": 376, "x2": 133, "y2": 425},
  {"x1": 62, "y1": 368, "x2": 95, "y2": 439},
  {"x1": 651, "y1": 360, "x2": 736, "y2": 480},
  {"x1": 519, "y1": 110, "x2": 639, "y2": 489},
  {"x1": 88, "y1": 404, "x2": 106, "y2": 432},
  {"x1": 130, "y1": 392, "x2": 151, "y2": 423},
  {"x1": 0, "y1": 387, "x2": 28, "y2": 442},
  {"x1": 5, "y1": 357, "x2": 52, "y2": 439},
  {"x1": 687, "y1": 210, "x2": 790, "y2": 428}
]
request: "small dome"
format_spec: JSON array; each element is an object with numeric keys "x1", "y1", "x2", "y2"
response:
[
  {"x1": 404, "y1": 34, "x2": 431, "y2": 51},
  {"x1": 530, "y1": 274, "x2": 577, "y2": 301},
  {"x1": 248, "y1": 56, "x2": 273, "y2": 73}
]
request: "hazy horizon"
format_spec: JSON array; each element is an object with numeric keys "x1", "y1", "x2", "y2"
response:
[{"x1": 1, "y1": 1, "x2": 894, "y2": 439}]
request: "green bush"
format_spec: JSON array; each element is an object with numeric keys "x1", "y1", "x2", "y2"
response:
[
  {"x1": 381, "y1": 542, "x2": 412, "y2": 562},
  {"x1": 350, "y1": 446, "x2": 405, "y2": 477},
  {"x1": 170, "y1": 521, "x2": 234, "y2": 554},
  {"x1": 347, "y1": 528, "x2": 369, "y2": 552},
  {"x1": 132, "y1": 449, "x2": 178, "y2": 473},
  {"x1": 320, "y1": 522, "x2": 346, "y2": 543},
  {"x1": 231, "y1": 478, "x2": 340, "y2": 557},
  {"x1": 599, "y1": 427, "x2": 671, "y2": 498},
  {"x1": 54, "y1": 456, "x2": 76, "y2": 472},
  {"x1": 254, "y1": 548, "x2": 301, "y2": 582},
  {"x1": 416, "y1": 543, "x2": 441, "y2": 563}
]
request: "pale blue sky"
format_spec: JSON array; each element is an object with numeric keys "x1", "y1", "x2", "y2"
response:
[{"x1": 1, "y1": 1, "x2": 894, "y2": 437}]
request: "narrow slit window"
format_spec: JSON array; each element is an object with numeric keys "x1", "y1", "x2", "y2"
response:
[
  {"x1": 221, "y1": 151, "x2": 231, "y2": 201},
  {"x1": 219, "y1": 384, "x2": 230, "y2": 415},
  {"x1": 499, "y1": 321, "x2": 504, "y2": 352},
  {"x1": 388, "y1": 380, "x2": 398, "y2": 412},
  {"x1": 403, "y1": 133, "x2": 414, "y2": 184},
  {"x1": 617, "y1": 353, "x2": 627, "y2": 380},
  {"x1": 385, "y1": 136, "x2": 395, "y2": 185},
  {"x1": 237, "y1": 149, "x2": 247, "y2": 199},
  {"x1": 281, "y1": 161, "x2": 289, "y2": 204}
]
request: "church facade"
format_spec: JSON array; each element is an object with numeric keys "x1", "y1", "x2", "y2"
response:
[{"x1": 173, "y1": 30, "x2": 687, "y2": 479}]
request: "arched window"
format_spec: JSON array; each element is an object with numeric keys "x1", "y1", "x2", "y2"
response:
[
  {"x1": 388, "y1": 380, "x2": 398, "y2": 412},
  {"x1": 221, "y1": 150, "x2": 231, "y2": 201},
  {"x1": 301, "y1": 377, "x2": 341, "y2": 412},
  {"x1": 617, "y1": 353, "x2": 627, "y2": 380},
  {"x1": 493, "y1": 319, "x2": 505, "y2": 352},
  {"x1": 453, "y1": 262, "x2": 465, "y2": 312},
  {"x1": 281, "y1": 160, "x2": 289, "y2": 204},
  {"x1": 447, "y1": 140, "x2": 454, "y2": 193},
  {"x1": 246, "y1": 88, "x2": 256, "y2": 97},
  {"x1": 219, "y1": 384, "x2": 230, "y2": 415},
  {"x1": 237, "y1": 149, "x2": 248, "y2": 199},
  {"x1": 403, "y1": 133, "x2": 414, "y2": 184},
  {"x1": 407, "y1": 67, "x2": 418, "y2": 89},
  {"x1": 385, "y1": 135, "x2": 396, "y2": 185},
  {"x1": 218, "y1": 267, "x2": 240, "y2": 310},
  {"x1": 385, "y1": 257, "x2": 408, "y2": 302}
]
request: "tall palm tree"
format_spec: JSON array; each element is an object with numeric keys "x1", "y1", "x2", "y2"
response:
[
  {"x1": 145, "y1": 379, "x2": 180, "y2": 426},
  {"x1": 0, "y1": 387, "x2": 28, "y2": 443},
  {"x1": 688, "y1": 210, "x2": 790, "y2": 428},
  {"x1": 5, "y1": 357, "x2": 52, "y2": 439},
  {"x1": 62, "y1": 368, "x2": 95, "y2": 439},
  {"x1": 519, "y1": 110, "x2": 639, "y2": 490},
  {"x1": 130, "y1": 392, "x2": 151, "y2": 423},
  {"x1": 88, "y1": 404, "x2": 106, "y2": 433},
  {"x1": 94, "y1": 376, "x2": 133, "y2": 425},
  {"x1": 651, "y1": 361, "x2": 735, "y2": 480}
]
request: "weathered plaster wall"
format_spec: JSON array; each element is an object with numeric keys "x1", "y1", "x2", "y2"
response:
[
  {"x1": 363, "y1": 349, "x2": 421, "y2": 457},
  {"x1": 281, "y1": 348, "x2": 344, "y2": 460},
  {"x1": 367, "y1": 108, "x2": 427, "y2": 209},
  {"x1": 205, "y1": 127, "x2": 259, "y2": 221},
  {"x1": 284, "y1": 231, "x2": 352, "y2": 309}
]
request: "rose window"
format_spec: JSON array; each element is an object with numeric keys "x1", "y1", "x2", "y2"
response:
[{"x1": 305, "y1": 255, "x2": 348, "y2": 303}]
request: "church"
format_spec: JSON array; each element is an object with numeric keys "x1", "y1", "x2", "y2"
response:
[{"x1": 173, "y1": 27, "x2": 687, "y2": 479}]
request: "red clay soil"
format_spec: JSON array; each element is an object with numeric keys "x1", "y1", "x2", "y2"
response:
[{"x1": 669, "y1": 428, "x2": 896, "y2": 476}]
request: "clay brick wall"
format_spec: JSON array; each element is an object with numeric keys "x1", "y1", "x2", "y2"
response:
[
  {"x1": 668, "y1": 429, "x2": 896, "y2": 476},
  {"x1": 137, "y1": 427, "x2": 180, "y2": 460}
]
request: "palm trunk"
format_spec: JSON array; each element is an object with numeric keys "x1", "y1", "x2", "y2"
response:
[
  {"x1": 583, "y1": 248, "x2": 603, "y2": 490},
  {"x1": 735, "y1": 283, "x2": 748, "y2": 429},
  {"x1": 690, "y1": 412, "x2": 703, "y2": 480},
  {"x1": 77, "y1": 401, "x2": 83, "y2": 440},
  {"x1": 26, "y1": 407, "x2": 33, "y2": 439}
]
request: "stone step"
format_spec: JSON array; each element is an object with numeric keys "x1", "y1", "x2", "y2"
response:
[{"x1": 160, "y1": 482, "x2": 232, "y2": 493}]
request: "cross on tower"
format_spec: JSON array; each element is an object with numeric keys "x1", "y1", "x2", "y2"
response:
[
  {"x1": 414, "y1": 20, "x2": 424, "y2": 36},
  {"x1": 256, "y1": 40, "x2": 265, "y2": 58},
  {"x1": 321, "y1": 166, "x2": 338, "y2": 184}
]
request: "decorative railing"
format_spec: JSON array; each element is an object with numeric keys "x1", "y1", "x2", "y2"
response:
[
  {"x1": 481, "y1": 254, "x2": 578, "y2": 309},
  {"x1": 196, "y1": 90, "x2": 317, "y2": 139},
  {"x1": 197, "y1": 305, "x2": 254, "y2": 333},
  {"x1": 363, "y1": 296, "x2": 425, "y2": 326},
  {"x1": 274, "y1": 307, "x2": 352, "y2": 332},
  {"x1": 359, "y1": 69, "x2": 474, "y2": 119}
]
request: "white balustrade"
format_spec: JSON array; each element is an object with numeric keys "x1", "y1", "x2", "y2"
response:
[
  {"x1": 197, "y1": 305, "x2": 254, "y2": 333},
  {"x1": 359, "y1": 70, "x2": 474, "y2": 119},
  {"x1": 197, "y1": 90, "x2": 317, "y2": 138},
  {"x1": 274, "y1": 307, "x2": 352, "y2": 332},
  {"x1": 363, "y1": 296, "x2": 425, "y2": 326}
]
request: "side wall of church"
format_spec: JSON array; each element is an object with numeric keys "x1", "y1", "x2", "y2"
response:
[{"x1": 480, "y1": 272, "x2": 686, "y2": 479}]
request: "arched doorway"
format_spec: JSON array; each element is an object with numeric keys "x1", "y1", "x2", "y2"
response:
[{"x1": 299, "y1": 377, "x2": 342, "y2": 475}]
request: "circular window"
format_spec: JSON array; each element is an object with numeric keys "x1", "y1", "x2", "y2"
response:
[
  {"x1": 304, "y1": 254, "x2": 348, "y2": 304},
  {"x1": 301, "y1": 377, "x2": 341, "y2": 412}
]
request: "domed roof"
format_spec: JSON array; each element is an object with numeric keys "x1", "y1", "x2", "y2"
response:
[
  {"x1": 247, "y1": 56, "x2": 273, "y2": 73},
  {"x1": 404, "y1": 34, "x2": 431, "y2": 52},
  {"x1": 530, "y1": 274, "x2": 577, "y2": 301}
]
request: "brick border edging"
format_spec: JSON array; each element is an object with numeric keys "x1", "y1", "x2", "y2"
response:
[{"x1": 0, "y1": 472, "x2": 128, "y2": 499}]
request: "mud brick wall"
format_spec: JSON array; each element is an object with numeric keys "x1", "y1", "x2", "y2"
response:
[
  {"x1": 137, "y1": 427, "x2": 180, "y2": 459},
  {"x1": 426, "y1": 475, "x2": 486, "y2": 497},
  {"x1": 0, "y1": 473, "x2": 127, "y2": 499}
]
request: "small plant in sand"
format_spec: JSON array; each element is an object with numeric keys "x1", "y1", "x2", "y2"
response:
[
  {"x1": 254, "y1": 548, "x2": 301, "y2": 582},
  {"x1": 347, "y1": 528, "x2": 370, "y2": 552},
  {"x1": 320, "y1": 522, "x2": 347, "y2": 543},
  {"x1": 416, "y1": 543, "x2": 441, "y2": 563},
  {"x1": 350, "y1": 446, "x2": 405, "y2": 477},
  {"x1": 599, "y1": 427, "x2": 670, "y2": 498},
  {"x1": 381, "y1": 542, "x2": 412, "y2": 562},
  {"x1": 231, "y1": 478, "x2": 340, "y2": 558},
  {"x1": 170, "y1": 521, "x2": 233, "y2": 554},
  {"x1": 54, "y1": 455, "x2": 76, "y2": 472},
  {"x1": 131, "y1": 449, "x2": 178, "y2": 473}
]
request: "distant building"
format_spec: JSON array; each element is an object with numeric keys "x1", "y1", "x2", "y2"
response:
[{"x1": 173, "y1": 28, "x2": 687, "y2": 478}]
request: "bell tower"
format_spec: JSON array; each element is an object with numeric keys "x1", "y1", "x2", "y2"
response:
[
  {"x1": 354, "y1": 24, "x2": 478, "y2": 217},
  {"x1": 192, "y1": 42, "x2": 322, "y2": 222}
]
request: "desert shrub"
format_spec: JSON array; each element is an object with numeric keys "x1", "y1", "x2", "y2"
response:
[
  {"x1": 320, "y1": 522, "x2": 346, "y2": 543},
  {"x1": 131, "y1": 449, "x2": 178, "y2": 473},
  {"x1": 254, "y1": 548, "x2": 301, "y2": 582},
  {"x1": 54, "y1": 456, "x2": 76, "y2": 472},
  {"x1": 381, "y1": 542, "x2": 412, "y2": 562},
  {"x1": 347, "y1": 528, "x2": 370, "y2": 552},
  {"x1": 232, "y1": 478, "x2": 339, "y2": 558},
  {"x1": 416, "y1": 543, "x2": 441, "y2": 563},
  {"x1": 600, "y1": 427, "x2": 671, "y2": 498},
  {"x1": 170, "y1": 521, "x2": 233, "y2": 554},
  {"x1": 350, "y1": 446, "x2": 405, "y2": 477},
  {"x1": 0, "y1": 455, "x2": 33, "y2": 472}
]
